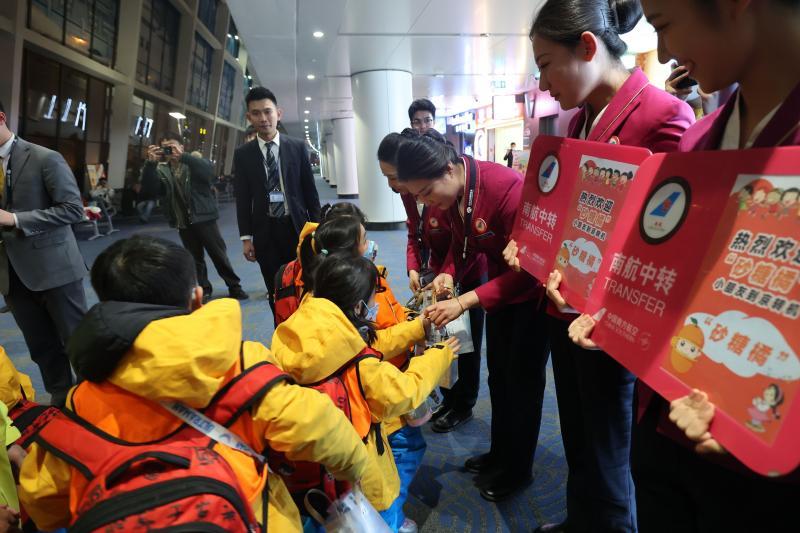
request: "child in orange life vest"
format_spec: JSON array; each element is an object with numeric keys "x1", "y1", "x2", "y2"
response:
[
  {"x1": 269, "y1": 255, "x2": 458, "y2": 526},
  {"x1": 295, "y1": 213, "x2": 431, "y2": 532},
  {"x1": 16, "y1": 235, "x2": 378, "y2": 533},
  {"x1": 568, "y1": 3, "x2": 800, "y2": 525}
]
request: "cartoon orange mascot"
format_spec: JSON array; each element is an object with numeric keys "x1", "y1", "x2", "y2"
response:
[
  {"x1": 669, "y1": 318, "x2": 705, "y2": 373},
  {"x1": 554, "y1": 243, "x2": 570, "y2": 273}
]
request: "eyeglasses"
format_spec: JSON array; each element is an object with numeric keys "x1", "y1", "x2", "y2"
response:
[{"x1": 411, "y1": 117, "x2": 434, "y2": 126}]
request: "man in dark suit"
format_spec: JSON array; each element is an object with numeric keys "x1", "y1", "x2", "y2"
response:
[
  {"x1": 234, "y1": 87, "x2": 321, "y2": 318},
  {"x1": 0, "y1": 100, "x2": 87, "y2": 406}
]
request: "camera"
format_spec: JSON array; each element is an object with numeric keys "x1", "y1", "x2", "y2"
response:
[{"x1": 162, "y1": 146, "x2": 173, "y2": 156}]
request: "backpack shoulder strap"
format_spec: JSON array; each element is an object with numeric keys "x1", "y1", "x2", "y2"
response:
[
  {"x1": 34, "y1": 409, "x2": 124, "y2": 481},
  {"x1": 205, "y1": 355, "x2": 292, "y2": 428},
  {"x1": 275, "y1": 261, "x2": 297, "y2": 300}
]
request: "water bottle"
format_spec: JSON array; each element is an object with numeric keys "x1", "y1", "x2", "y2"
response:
[{"x1": 404, "y1": 398, "x2": 433, "y2": 426}]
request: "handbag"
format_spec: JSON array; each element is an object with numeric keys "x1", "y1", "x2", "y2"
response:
[{"x1": 304, "y1": 486, "x2": 392, "y2": 532}]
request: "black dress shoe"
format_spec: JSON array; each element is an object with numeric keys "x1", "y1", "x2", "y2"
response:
[
  {"x1": 534, "y1": 522, "x2": 568, "y2": 533},
  {"x1": 479, "y1": 473, "x2": 533, "y2": 502},
  {"x1": 464, "y1": 453, "x2": 497, "y2": 474},
  {"x1": 202, "y1": 291, "x2": 213, "y2": 304},
  {"x1": 229, "y1": 287, "x2": 250, "y2": 300},
  {"x1": 431, "y1": 408, "x2": 473, "y2": 433},
  {"x1": 430, "y1": 402, "x2": 449, "y2": 421}
]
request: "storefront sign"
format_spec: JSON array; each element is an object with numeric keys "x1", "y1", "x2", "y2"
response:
[{"x1": 42, "y1": 95, "x2": 87, "y2": 130}]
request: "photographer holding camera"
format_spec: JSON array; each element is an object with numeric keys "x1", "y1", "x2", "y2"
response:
[{"x1": 141, "y1": 133, "x2": 248, "y2": 303}]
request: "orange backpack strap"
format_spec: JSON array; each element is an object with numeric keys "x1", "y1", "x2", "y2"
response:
[
  {"x1": 274, "y1": 260, "x2": 302, "y2": 324},
  {"x1": 34, "y1": 410, "x2": 130, "y2": 481},
  {"x1": 8, "y1": 399, "x2": 60, "y2": 449},
  {"x1": 204, "y1": 358, "x2": 292, "y2": 428}
]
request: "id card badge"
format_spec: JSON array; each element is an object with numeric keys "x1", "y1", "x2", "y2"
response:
[{"x1": 269, "y1": 191, "x2": 285, "y2": 204}]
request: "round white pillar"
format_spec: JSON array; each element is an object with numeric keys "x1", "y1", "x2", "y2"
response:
[
  {"x1": 351, "y1": 70, "x2": 412, "y2": 225},
  {"x1": 332, "y1": 117, "x2": 359, "y2": 197},
  {"x1": 324, "y1": 133, "x2": 336, "y2": 187}
]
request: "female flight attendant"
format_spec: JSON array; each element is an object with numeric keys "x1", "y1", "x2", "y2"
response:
[
  {"x1": 505, "y1": 1, "x2": 694, "y2": 531},
  {"x1": 378, "y1": 132, "x2": 486, "y2": 434},
  {"x1": 395, "y1": 129, "x2": 549, "y2": 503},
  {"x1": 570, "y1": 0, "x2": 800, "y2": 530}
]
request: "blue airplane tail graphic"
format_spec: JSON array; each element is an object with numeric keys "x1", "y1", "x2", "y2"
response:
[
  {"x1": 541, "y1": 161, "x2": 556, "y2": 179},
  {"x1": 650, "y1": 191, "x2": 681, "y2": 217}
]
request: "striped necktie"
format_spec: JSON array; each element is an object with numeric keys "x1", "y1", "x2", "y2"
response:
[
  {"x1": 0, "y1": 156, "x2": 5, "y2": 205},
  {"x1": 265, "y1": 141, "x2": 280, "y2": 192}
]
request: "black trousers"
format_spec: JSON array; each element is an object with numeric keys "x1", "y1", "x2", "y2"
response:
[
  {"x1": 440, "y1": 305, "x2": 485, "y2": 412},
  {"x1": 6, "y1": 265, "x2": 86, "y2": 406},
  {"x1": 633, "y1": 399, "x2": 800, "y2": 533},
  {"x1": 485, "y1": 298, "x2": 549, "y2": 476},
  {"x1": 548, "y1": 314, "x2": 637, "y2": 533},
  {"x1": 253, "y1": 216, "x2": 299, "y2": 317},
  {"x1": 178, "y1": 220, "x2": 242, "y2": 294}
]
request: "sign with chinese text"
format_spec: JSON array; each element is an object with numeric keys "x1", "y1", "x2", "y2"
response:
[
  {"x1": 585, "y1": 147, "x2": 800, "y2": 476},
  {"x1": 511, "y1": 135, "x2": 651, "y2": 310}
]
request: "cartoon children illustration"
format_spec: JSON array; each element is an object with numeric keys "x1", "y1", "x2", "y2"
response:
[
  {"x1": 779, "y1": 187, "x2": 799, "y2": 218},
  {"x1": 554, "y1": 243, "x2": 570, "y2": 273},
  {"x1": 618, "y1": 171, "x2": 631, "y2": 189},
  {"x1": 611, "y1": 170, "x2": 621, "y2": 188},
  {"x1": 737, "y1": 184, "x2": 753, "y2": 212},
  {"x1": 765, "y1": 187, "x2": 782, "y2": 218},
  {"x1": 669, "y1": 318, "x2": 705, "y2": 373},
  {"x1": 746, "y1": 384, "x2": 784, "y2": 433},
  {"x1": 748, "y1": 180, "x2": 772, "y2": 217}
]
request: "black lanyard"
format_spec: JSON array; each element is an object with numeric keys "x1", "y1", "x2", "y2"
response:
[
  {"x1": 416, "y1": 204, "x2": 430, "y2": 269},
  {"x1": 461, "y1": 155, "x2": 478, "y2": 261},
  {"x1": 2, "y1": 138, "x2": 17, "y2": 207}
]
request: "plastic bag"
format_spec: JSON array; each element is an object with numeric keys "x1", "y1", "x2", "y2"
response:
[{"x1": 304, "y1": 486, "x2": 392, "y2": 532}]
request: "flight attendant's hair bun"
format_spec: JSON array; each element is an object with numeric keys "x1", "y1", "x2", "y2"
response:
[
  {"x1": 395, "y1": 128, "x2": 461, "y2": 182},
  {"x1": 529, "y1": 0, "x2": 643, "y2": 59},
  {"x1": 609, "y1": 0, "x2": 643, "y2": 34}
]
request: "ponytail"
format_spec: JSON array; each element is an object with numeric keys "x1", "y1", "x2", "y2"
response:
[{"x1": 298, "y1": 215, "x2": 364, "y2": 292}]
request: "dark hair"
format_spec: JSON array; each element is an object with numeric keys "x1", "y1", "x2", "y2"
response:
[
  {"x1": 159, "y1": 131, "x2": 182, "y2": 144},
  {"x1": 530, "y1": 0, "x2": 643, "y2": 59},
  {"x1": 321, "y1": 202, "x2": 367, "y2": 224},
  {"x1": 781, "y1": 187, "x2": 800, "y2": 200},
  {"x1": 0, "y1": 100, "x2": 4, "y2": 114},
  {"x1": 766, "y1": 384, "x2": 785, "y2": 418},
  {"x1": 408, "y1": 98, "x2": 436, "y2": 121},
  {"x1": 299, "y1": 215, "x2": 363, "y2": 290},
  {"x1": 313, "y1": 255, "x2": 378, "y2": 344},
  {"x1": 377, "y1": 132, "x2": 405, "y2": 165},
  {"x1": 91, "y1": 235, "x2": 197, "y2": 307},
  {"x1": 246, "y1": 86, "x2": 278, "y2": 107},
  {"x1": 396, "y1": 128, "x2": 460, "y2": 182}
]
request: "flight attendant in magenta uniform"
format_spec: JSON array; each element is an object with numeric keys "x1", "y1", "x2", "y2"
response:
[
  {"x1": 568, "y1": 0, "x2": 800, "y2": 531},
  {"x1": 378, "y1": 132, "x2": 486, "y2": 434},
  {"x1": 395, "y1": 129, "x2": 549, "y2": 503},
  {"x1": 504, "y1": 0, "x2": 694, "y2": 531}
]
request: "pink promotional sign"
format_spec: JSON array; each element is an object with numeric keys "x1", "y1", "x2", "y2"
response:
[
  {"x1": 584, "y1": 148, "x2": 800, "y2": 476},
  {"x1": 511, "y1": 136, "x2": 651, "y2": 310}
]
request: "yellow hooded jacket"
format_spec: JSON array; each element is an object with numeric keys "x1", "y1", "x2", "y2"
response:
[
  {"x1": 269, "y1": 295, "x2": 454, "y2": 510},
  {"x1": 0, "y1": 346, "x2": 36, "y2": 410},
  {"x1": 18, "y1": 299, "x2": 376, "y2": 532}
]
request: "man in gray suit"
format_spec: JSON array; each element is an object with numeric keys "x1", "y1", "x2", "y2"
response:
[{"x1": 0, "y1": 100, "x2": 87, "y2": 406}]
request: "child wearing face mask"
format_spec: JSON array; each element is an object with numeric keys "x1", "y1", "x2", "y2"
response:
[{"x1": 269, "y1": 255, "x2": 457, "y2": 530}]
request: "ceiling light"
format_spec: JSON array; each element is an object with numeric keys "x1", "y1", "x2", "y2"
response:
[
  {"x1": 307, "y1": 74, "x2": 316, "y2": 80},
  {"x1": 169, "y1": 112, "x2": 186, "y2": 120},
  {"x1": 227, "y1": 33, "x2": 233, "y2": 39},
  {"x1": 304, "y1": 110, "x2": 310, "y2": 114},
  {"x1": 313, "y1": 31, "x2": 324, "y2": 38},
  {"x1": 234, "y1": 35, "x2": 239, "y2": 40},
  {"x1": 305, "y1": 96, "x2": 312, "y2": 101},
  {"x1": 247, "y1": 75, "x2": 252, "y2": 80},
  {"x1": 434, "y1": 73, "x2": 445, "y2": 78},
  {"x1": 304, "y1": 119, "x2": 309, "y2": 123}
]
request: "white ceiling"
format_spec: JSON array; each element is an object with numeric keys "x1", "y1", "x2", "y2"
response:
[{"x1": 227, "y1": 0, "x2": 659, "y2": 140}]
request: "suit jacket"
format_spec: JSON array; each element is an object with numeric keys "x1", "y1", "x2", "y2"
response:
[
  {"x1": 233, "y1": 134, "x2": 321, "y2": 237},
  {"x1": 0, "y1": 138, "x2": 87, "y2": 295}
]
